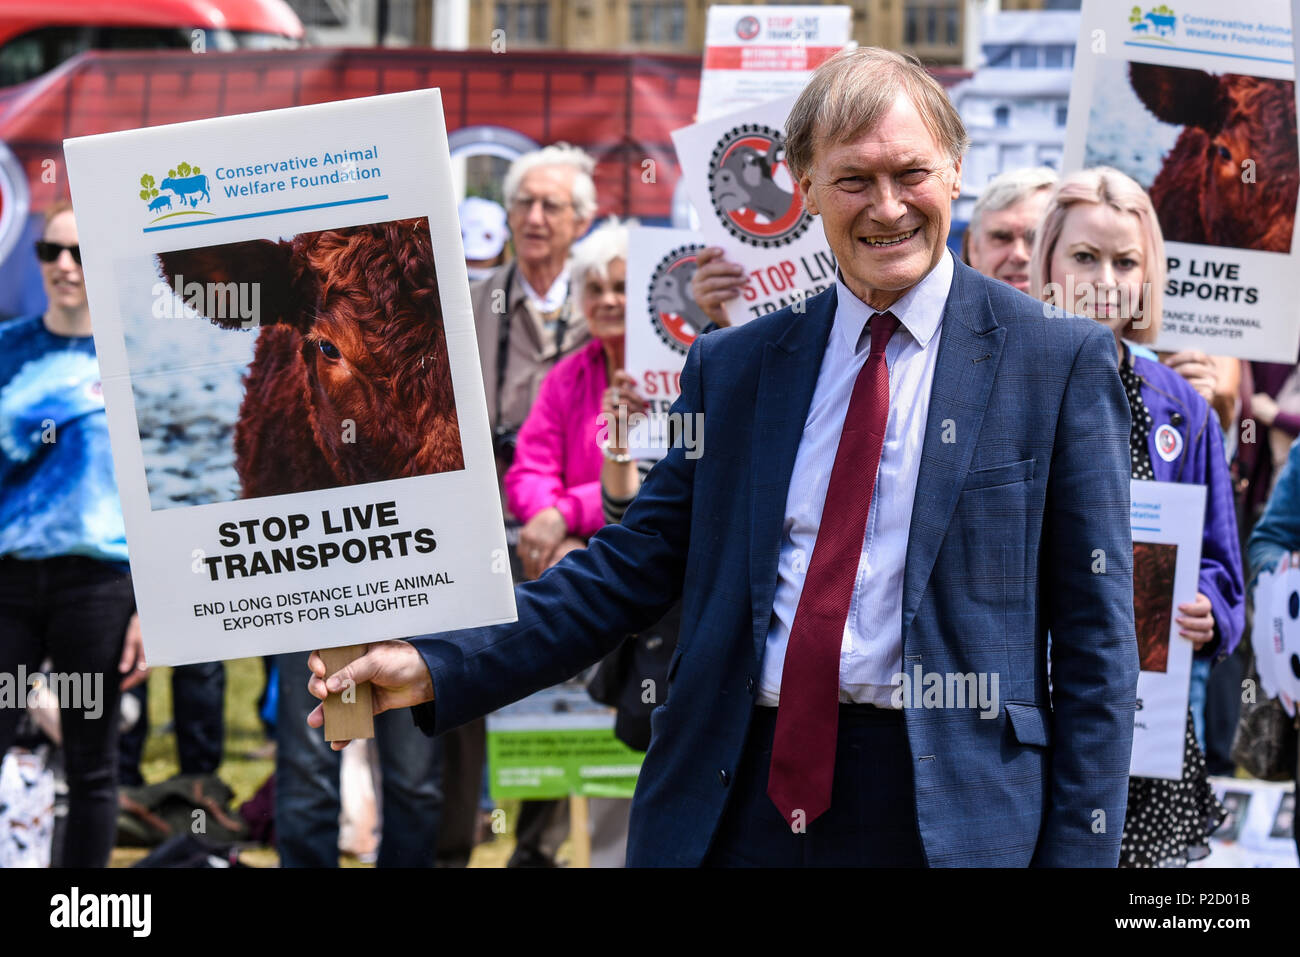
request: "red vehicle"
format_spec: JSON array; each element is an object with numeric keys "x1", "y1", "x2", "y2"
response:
[
  {"x1": 0, "y1": 0, "x2": 303, "y2": 316},
  {"x1": 0, "y1": 0, "x2": 302, "y2": 88}
]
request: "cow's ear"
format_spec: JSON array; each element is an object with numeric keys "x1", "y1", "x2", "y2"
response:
[
  {"x1": 155, "y1": 239, "x2": 304, "y2": 331},
  {"x1": 1130, "y1": 62, "x2": 1225, "y2": 131}
]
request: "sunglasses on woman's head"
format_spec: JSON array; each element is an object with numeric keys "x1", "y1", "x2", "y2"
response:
[{"x1": 35, "y1": 240, "x2": 81, "y2": 265}]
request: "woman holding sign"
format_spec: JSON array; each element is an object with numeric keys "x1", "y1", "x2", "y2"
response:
[
  {"x1": 1030, "y1": 168, "x2": 1244, "y2": 867},
  {"x1": 0, "y1": 201, "x2": 148, "y2": 866},
  {"x1": 507, "y1": 218, "x2": 634, "y2": 582}
]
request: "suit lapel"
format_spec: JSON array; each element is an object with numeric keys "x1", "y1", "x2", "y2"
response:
[
  {"x1": 749, "y1": 287, "x2": 837, "y2": 664},
  {"x1": 901, "y1": 261, "x2": 1006, "y2": 638}
]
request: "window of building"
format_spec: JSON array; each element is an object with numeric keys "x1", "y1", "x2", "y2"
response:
[
  {"x1": 1056, "y1": 105, "x2": 1069, "y2": 127},
  {"x1": 945, "y1": 7, "x2": 960, "y2": 45},
  {"x1": 905, "y1": 8, "x2": 919, "y2": 44},
  {"x1": 925, "y1": 7, "x2": 938, "y2": 44},
  {"x1": 994, "y1": 105, "x2": 1010, "y2": 128},
  {"x1": 1015, "y1": 46, "x2": 1038, "y2": 68},
  {"x1": 630, "y1": 0, "x2": 685, "y2": 45},
  {"x1": 494, "y1": 1, "x2": 549, "y2": 44},
  {"x1": 983, "y1": 43, "x2": 1012, "y2": 67},
  {"x1": 1044, "y1": 45, "x2": 1065, "y2": 68}
]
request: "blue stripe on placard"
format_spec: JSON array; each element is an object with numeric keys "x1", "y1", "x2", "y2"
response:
[
  {"x1": 1123, "y1": 41, "x2": 1292, "y2": 65},
  {"x1": 143, "y1": 194, "x2": 389, "y2": 232}
]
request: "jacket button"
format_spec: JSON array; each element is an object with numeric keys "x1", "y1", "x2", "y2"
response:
[
  {"x1": 1171, "y1": 412, "x2": 1183, "y2": 426},
  {"x1": 746, "y1": 677, "x2": 755, "y2": 694},
  {"x1": 718, "y1": 769, "x2": 730, "y2": 787}
]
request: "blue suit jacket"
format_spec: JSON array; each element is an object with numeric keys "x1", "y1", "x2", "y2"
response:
[{"x1": 412, "y1": 259, "x2": 1139, "y2": 867}]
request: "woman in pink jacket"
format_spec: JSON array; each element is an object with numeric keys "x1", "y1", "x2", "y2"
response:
[{"x1": 507, "y1": 218, "x2": 629, "y2": 580}]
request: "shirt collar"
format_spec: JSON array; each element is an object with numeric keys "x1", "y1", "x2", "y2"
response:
[
  {"x1": 519, "y1": 264, "x2": 571, "y2": 313},
  {"x1": 832, "y1": 248, "x2": 953, "y2": 354}
]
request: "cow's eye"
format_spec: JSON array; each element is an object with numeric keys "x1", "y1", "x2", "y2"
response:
[
  {"x1": 318, "y1": 340, "x2": 341, "y2": 360},
  {"x1": 1217, "y1": 145, "x2": 1231, "y2": 161}
]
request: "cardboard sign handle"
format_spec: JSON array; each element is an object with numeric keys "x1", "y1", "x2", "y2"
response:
[{"x1": 319, "y1": 644, "x2": 375, "y2": 741}]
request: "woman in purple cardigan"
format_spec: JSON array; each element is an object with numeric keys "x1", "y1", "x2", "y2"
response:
[
  {"x1": 506, "y1": 219, "x2": 630, "y2": 581},
  {"x1": 1031, "y1": 167, "x2": 1244, "y2": 867}
]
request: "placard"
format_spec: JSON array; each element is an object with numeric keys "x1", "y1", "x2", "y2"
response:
[
  {"x1": 696, "y1": 4, "x2": 853, "y2": 121},
  {"x1": 1129, "y1": 479, "x2": 1206, "y2": 779},
  {"x1": 1064, "y1": 0, "x2": 1300, "y2": 362},
  {"x1": 63, "y1": 90, "x2": 516, "y2": 666},
  {"x1": 1191, "y1": 776, "x2": 1298, "y2": 867},
  {"x1": 672, "y1": 94, "x2": 837, "y2": 327},
  {"x1": 486, "y1": 683, "x2": 644, "y2": 800},
  {"x1": 621, "y1": 226, "x2": 709, "y2": 458},
  {"x1": 1248, "y1": 553, "x2": 1300, "y2": 714}
]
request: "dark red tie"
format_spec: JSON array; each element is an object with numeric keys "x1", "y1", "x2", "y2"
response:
[{"x1": 767, "y1": 310, "x2": 899, "y2": 831}]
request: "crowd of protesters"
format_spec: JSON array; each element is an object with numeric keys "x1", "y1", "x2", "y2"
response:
[{"x1": 2, "y1": 61, "x2": 1299, "y2": 868}]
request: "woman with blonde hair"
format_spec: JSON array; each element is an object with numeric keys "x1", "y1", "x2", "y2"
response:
[{"x1": 1030, "y1": 167, "x2": 1244, "y2": 867}]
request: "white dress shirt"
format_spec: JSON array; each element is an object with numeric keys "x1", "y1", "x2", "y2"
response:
[{"x1": 757, "y1": 249, "x2": 954, "y2": 708}]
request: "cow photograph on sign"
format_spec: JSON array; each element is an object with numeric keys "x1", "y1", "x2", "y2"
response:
[
  {"x1": 120, "y1": 216, "x2": 463, "y2": 511},
  {"x1": 1083, "y1": 58, "x2": 1299, "y2": 255}
]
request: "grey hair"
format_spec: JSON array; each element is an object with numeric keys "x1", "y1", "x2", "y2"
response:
[
  {"x1": 570, "y1": 217, "x2": 634, "y2": 310},
  {"x1": 785, "y1": 47, "x2": 969, "y2": 180},
  {"x1": 503, "y1": 142, "x2": 598, "y2": 221},
  {"x1": 968, "y1": 166, "x2": 1058, "y2": 236}
]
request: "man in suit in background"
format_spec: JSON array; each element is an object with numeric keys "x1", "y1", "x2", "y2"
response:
[{"x1": 307, "y1": 47, "x2": 1139, "y2": 867}]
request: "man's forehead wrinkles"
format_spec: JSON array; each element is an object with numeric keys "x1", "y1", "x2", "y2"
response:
[{"x1": 824, "y1": 152, "x2": 934, "y2": 173}]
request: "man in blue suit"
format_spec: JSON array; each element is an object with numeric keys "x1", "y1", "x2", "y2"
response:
[{"x1": 308, "y1": 48, "x2": 1138, "y2": 866}]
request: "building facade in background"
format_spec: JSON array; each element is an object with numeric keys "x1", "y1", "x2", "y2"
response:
[
  {"x1": 471, "y1": 0, "x2": 1053, "y2": 65},
  {"x1": 949, "y1": 8, "x2": 1078, "y2": 222},
  {"x1": 286, "y1": 1, "x2": 1070, "y2": 66}
]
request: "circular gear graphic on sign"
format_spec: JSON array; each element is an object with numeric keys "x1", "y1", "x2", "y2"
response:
[
  {"x1": 708, "y1": 124, "x2": 811, "y2": 248},
  {"x1": 647, "y1": 243, "x2": 710, "y2": 355}
]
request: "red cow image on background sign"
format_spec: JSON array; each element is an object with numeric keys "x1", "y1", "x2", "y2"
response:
[
  {"x1": 155, "y1": 217, "x2": 464, "y2": 500},
  {"x1": 1132, "y1": 540, "x2": 1176, "y2": 673},
  {"x1": 1129, "y1": 61, "x2": 1299, "y2": 254}
]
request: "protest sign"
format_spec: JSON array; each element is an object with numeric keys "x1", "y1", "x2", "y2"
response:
[
  {"x1": 486, "y1": 684, "x2": 644, "y2": 800},
  {"x1": 696, "y1": 4, "x2": 852, "y2": 122},
  {"x1": 1248, "y1": 554, "x2": 1300, "y2": 715},
  {"x1": 1193, "y1": 776, "x2": 1298, "y2": 867},
  {"x1": 622, "y1": 226, "x2": 710, "y2": 458},
  {"x1": 1129, "y1": 479, "x2": 1205, "y2": 780},
  {"x1": 1064, "y1": 0, "x2": 1300, "y2": 362},
  {"x1": 63, "y1": 90, "x2": 516, "y2": 671},
  {"x1": 672, "y1": 94, "x2": 836, "y2": 327}
]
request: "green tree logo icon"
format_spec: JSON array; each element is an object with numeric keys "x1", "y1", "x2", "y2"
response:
[{"x1": 139, "y1": 173, "x2": 159, "y2": 204}]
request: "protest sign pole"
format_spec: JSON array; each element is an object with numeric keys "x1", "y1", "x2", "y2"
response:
[
  {"x1": 569, "y1": 795, "x2": 591, "y2": 868},
  {"x1": 320, "y1": 644, "x2": 376, "y2": 741}
]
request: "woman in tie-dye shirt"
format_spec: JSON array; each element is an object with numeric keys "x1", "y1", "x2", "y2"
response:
[{"x1": 0, "y1": 201, "x2": 146, "y2": 866}]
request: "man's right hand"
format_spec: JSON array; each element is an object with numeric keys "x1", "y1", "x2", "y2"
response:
[
  {"x1": 306, "y1": 640, "x2": 434, "y2": 750},
  {"x1": 689, "y1": 246, "x2": 745, "y2": 328}
]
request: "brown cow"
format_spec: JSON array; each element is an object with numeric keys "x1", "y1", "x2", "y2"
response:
[
  {"x1": 1129, "y1": 62, "x2": 1298, "y2": 253},
  {"x1": 156, "y1": 217, "x2": 464, "y2": 500}
]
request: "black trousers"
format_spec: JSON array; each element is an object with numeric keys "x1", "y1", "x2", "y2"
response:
[
  {"x1": 118, "y1": 661, "x2": 225, "y2": 786},
  {"x1": 0, "y1": 555, "x2": 136, "y2": 867},
  {"x1": 704, "y1": 704, "x2": 927, "y2": 867}
]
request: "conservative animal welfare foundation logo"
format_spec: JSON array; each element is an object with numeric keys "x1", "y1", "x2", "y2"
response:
[
  {"x1": 708, "y1": 124, "x2": 811, "y2": 249},
  {"x1": 1129, "y1": 5, "x2": 1176, "y2": 39},
  {"x1": 647, "y1": 243, "x2": 711, "y2": 354},
  {"x1": 139, "y1": 161, "x2": 213, "y2": 224}
]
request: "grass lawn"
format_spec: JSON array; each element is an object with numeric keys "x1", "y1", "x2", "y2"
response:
[{"x1": 110, "y1": 656, "x2": 536, "y2": 867}]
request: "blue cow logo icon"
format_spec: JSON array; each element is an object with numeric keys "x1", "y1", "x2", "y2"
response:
[
  {"x1": 1130, "y1": 5, "x2": 1176, "y2": 40},
  {"x1": 139, "y1": 161, "x2": 215, "y2": 225}
]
